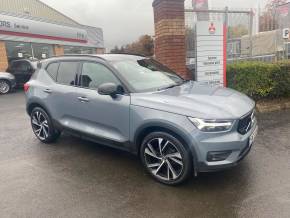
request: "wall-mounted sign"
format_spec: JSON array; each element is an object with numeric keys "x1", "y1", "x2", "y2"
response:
[
  {"x1": 195, "y1": 21, "x2": 227, "y2": 86},
  {"x1": 277, "y1": 4, "x2": 289, "y2": 17},
  {"x1": 283, "y1": 28, "x2": 290, "y2": 39},
  {"x1": 0, "y1": 14, "x2": 88, "y2": 43}
]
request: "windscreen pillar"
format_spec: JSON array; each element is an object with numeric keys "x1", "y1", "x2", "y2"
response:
[
  {"x1": 153, "y1": 0, "x2": 190, "y2": 79},
  {"x1": 0, "y1": 41, "x2": 8, "y2": 71}
]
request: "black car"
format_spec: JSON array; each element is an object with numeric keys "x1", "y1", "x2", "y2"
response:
[{"x1": 7, "y1": 59, "x2": 37, "y2": 87}]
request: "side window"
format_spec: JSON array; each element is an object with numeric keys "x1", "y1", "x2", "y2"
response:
[
  {"x1": 80, "y1": 62, "x2": 120, "y2": 89},
  {"x1": 11, "y1": 61, "x2": 21, "y2": 71},
  {"x1": 17, "y1": 61, "x2": 30, "y2": 72},
  {"x1": 46, "y1": 62, "x2": 59, "y2": 81},
  {"x1": 57, "y1": 62, "x2": 79, "y2": 86}
]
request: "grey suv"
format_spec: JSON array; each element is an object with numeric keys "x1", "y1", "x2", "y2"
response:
[{"x1": 25, "y1": 54, "x2": 258, "y2": 185}]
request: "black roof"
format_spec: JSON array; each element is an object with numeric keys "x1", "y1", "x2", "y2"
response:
[
  {"x1": 39, "y1": 53, "x2": 148, "y2": 69},
  {"x1": 46, "y1": 53, "x2": 147, "y2": 62},
  {"x1": 98, "y1": 54, "x2": 146, "y2": 61}
]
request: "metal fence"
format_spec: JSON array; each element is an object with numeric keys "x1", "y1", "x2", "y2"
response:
[{"x1": 185, "y1": 5, "x2": 290, "y2": 70}]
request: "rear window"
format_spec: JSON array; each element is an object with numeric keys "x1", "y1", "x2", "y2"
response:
[
  {"x1": 11, "y1": 61, "x2": 30, "y2": 71},
  {"x1": 56, "y1": 62, "x2": 79, "y2": 86},
  {"x1": 46, "y1": 62, "x2": 59, "y2": 81}
]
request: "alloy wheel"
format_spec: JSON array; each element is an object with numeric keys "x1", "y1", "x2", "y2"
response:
[
  {"x1": 144, "y1": 137, "x2": 184, "y2": 181},
  {"x1": 31, "y1": 111, "x2": 50, "y2": 140},
  {"x1": 0, "y1": 80, "x2": 10, "y2": 94}
]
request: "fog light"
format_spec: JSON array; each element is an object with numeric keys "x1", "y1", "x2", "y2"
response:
[{"x1": 207, "y1": 151, "x2": 232, "y2": 162}]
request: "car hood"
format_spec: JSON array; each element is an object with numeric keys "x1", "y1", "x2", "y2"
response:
[{"x1": 130, "y1": 82, "x2": 255, "y2": 120}]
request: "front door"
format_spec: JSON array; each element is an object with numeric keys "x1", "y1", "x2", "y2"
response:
[{"x1": 74, "y1": 61, "x2": 130, "y2": 145}]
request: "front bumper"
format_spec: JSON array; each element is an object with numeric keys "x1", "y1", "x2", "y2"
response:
[{"x1": 192, "y1": 122, "x2": 258, "y2": 173}]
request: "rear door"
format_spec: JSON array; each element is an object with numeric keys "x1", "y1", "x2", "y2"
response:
[{"x1": 44, "y1": 60, "x2": 82, "y2": 129}]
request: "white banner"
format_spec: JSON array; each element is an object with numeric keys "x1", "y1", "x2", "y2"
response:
[{"x1": 0, "y1": 14, "x2": 88, "y2": 43}]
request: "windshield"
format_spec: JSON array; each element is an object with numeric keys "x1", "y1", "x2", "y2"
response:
[{"x1": 111, "y1": 58, "x2": 184, "y2": 92}]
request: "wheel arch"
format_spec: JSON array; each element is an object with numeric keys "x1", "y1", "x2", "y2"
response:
[
  {"x1": 27, "y1": 100, "x2": 51, "y2": 117},
  {"x1": 134, "y1": 122, "x2": 198, "y2": 171},
  {"x1": 0, "y1": 78, "x2": 11, "y2": 85}
]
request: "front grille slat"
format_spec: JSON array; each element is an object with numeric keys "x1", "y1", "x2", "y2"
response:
[{"x1": 238, "y1": 111, "x2": 254, "y2": 135}]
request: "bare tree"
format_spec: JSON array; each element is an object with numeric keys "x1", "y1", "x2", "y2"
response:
[{"x1": 110, "y1": 35, "x2": 154, "y2": 56}]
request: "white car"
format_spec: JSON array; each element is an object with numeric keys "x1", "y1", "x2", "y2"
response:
[{"x1": 0, "y1": 72, "x2": 16, "y2": 94}]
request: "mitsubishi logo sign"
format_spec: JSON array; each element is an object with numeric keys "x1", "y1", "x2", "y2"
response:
[{"x1": 208, "y1": 23, "x2": 216, "y2": 34}]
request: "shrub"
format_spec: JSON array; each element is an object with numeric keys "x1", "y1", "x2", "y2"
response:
[{"x1": 227, "y1": 61, "x2": 290, "y2": 100}]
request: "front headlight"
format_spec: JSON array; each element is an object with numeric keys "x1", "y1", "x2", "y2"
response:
[{"x1": 188, "y1": 117, "x2": 234, "y2": 132}]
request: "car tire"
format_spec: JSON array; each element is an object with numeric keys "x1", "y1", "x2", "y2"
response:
[
  {"x1": 0, "y1": 79, "x2": 11, "y2": 94},
  {"x1": 30, "y1": 107, "x2": 61, "y2": 143},
  {"x1": 140, "y1": 131, "x2": 193, "y2": 185}
]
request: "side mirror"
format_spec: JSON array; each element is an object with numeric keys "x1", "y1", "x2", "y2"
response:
[{"x1": 98, "y1": 83, "x2": 124, "y2": 97}]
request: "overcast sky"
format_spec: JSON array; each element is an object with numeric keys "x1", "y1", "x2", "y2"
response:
[{"x1": 40, "y1": 0, "x2": 270, "y2": 50}]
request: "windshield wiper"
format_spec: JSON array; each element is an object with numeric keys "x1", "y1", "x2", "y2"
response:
[
  {"x1": 181, "y1": 79, "x2": 190, "y2": 84},
  {"x1": 158, "y1": 84, "x2": 179, "y2": 91},
  {"x1": 157, "y1": 80, "x2": 190, "y2": 91}
]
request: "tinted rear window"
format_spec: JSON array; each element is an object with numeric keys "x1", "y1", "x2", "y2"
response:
[
  {"x1": 11, "y1": 61, "x2": 30, "y2": 71},
  {"x1": 57, "y1": 62, "x2": 79, "y2": 86},
  {"x1": 46, "y1": 62, "x2": 59, "y2": 81}
]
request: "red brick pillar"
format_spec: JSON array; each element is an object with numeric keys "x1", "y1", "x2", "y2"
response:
[
  {"x1": 53, "y1": 45, "x2": 64, "y2": 56},
  {"x1": 153, "y1": 0, "x2": 190, "y2": 79},
  {"x1": 96, "y1": 48, "x2": 105, "y2": 54},
  {"x1": 0, "y1": 41, "x2": 8, "y2": 72}
]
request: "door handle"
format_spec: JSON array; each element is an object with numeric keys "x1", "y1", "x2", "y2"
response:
[
  {"x1": 43, "y1": 89, "x2": 52, "y2": 94},
  {"x1": 77, "y1": 97, "x2": 90, "y2": 102}
]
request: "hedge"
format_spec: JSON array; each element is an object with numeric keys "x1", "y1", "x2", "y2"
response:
[{"x1": 227, "y1": 61, "x2": 290, "y2": 100}]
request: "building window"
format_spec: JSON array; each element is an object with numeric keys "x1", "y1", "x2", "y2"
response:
[
  {"x1": 64, "y1": 46, "x2": 96, "y2": 54},
  {"x1": 5, "y1": 41, "x2": 54, "y2": 62},
  {"x1": 5, "y1": 41, "x2": 33, "y2": 62},
  {"x1": 31, "y1": 43, "x2": 54, "y2": 60}
]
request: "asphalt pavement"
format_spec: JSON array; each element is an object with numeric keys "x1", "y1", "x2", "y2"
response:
[{"x1": 0, "y1": 91, "x2": 290, "y2": 218}]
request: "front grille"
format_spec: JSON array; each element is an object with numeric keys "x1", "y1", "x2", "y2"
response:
[{"x1": 238, "y1": 111, "x2": 254, "y2": 135}]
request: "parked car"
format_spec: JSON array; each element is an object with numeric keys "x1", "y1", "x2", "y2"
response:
[
  {"x1": 24, "y1": 54, "x2": 258, "y2": 185},
  {"x1": 0, "y1": 72, "x2": 16, "y2": 94},
  {"x1": 7, "y1": 59, "x2": 37, "y2": 88}
]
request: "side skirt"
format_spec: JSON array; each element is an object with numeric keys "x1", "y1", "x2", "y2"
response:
[{"x1": 53, "y1": 119, "x2": 137, "y2": 155}]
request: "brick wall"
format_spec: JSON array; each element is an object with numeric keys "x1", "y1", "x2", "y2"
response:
[
  {"x1": 153, "y1": 0, "x2": 191, "y2": 79},
  {"x1": 0, "y1": 41, "x2": 8, "y2": 72},
  {"x1": 54, "y1": 45, "x2": 64, "y2": 56},
  {"x1": 96, "y1": 48, "x2": 105, "y2": 54}
]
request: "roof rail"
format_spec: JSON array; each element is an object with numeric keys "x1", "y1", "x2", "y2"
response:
[
  {"x1": 106, "y1": 53, "x2": 147, "y2": 57},
  {"x1": 48, "y1": 54, "x2": 106, "y2": 61}
]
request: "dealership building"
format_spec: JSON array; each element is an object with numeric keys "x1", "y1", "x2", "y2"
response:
[{"x1": 0, "y1": 0, "x2": 105, "y2": 71}]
